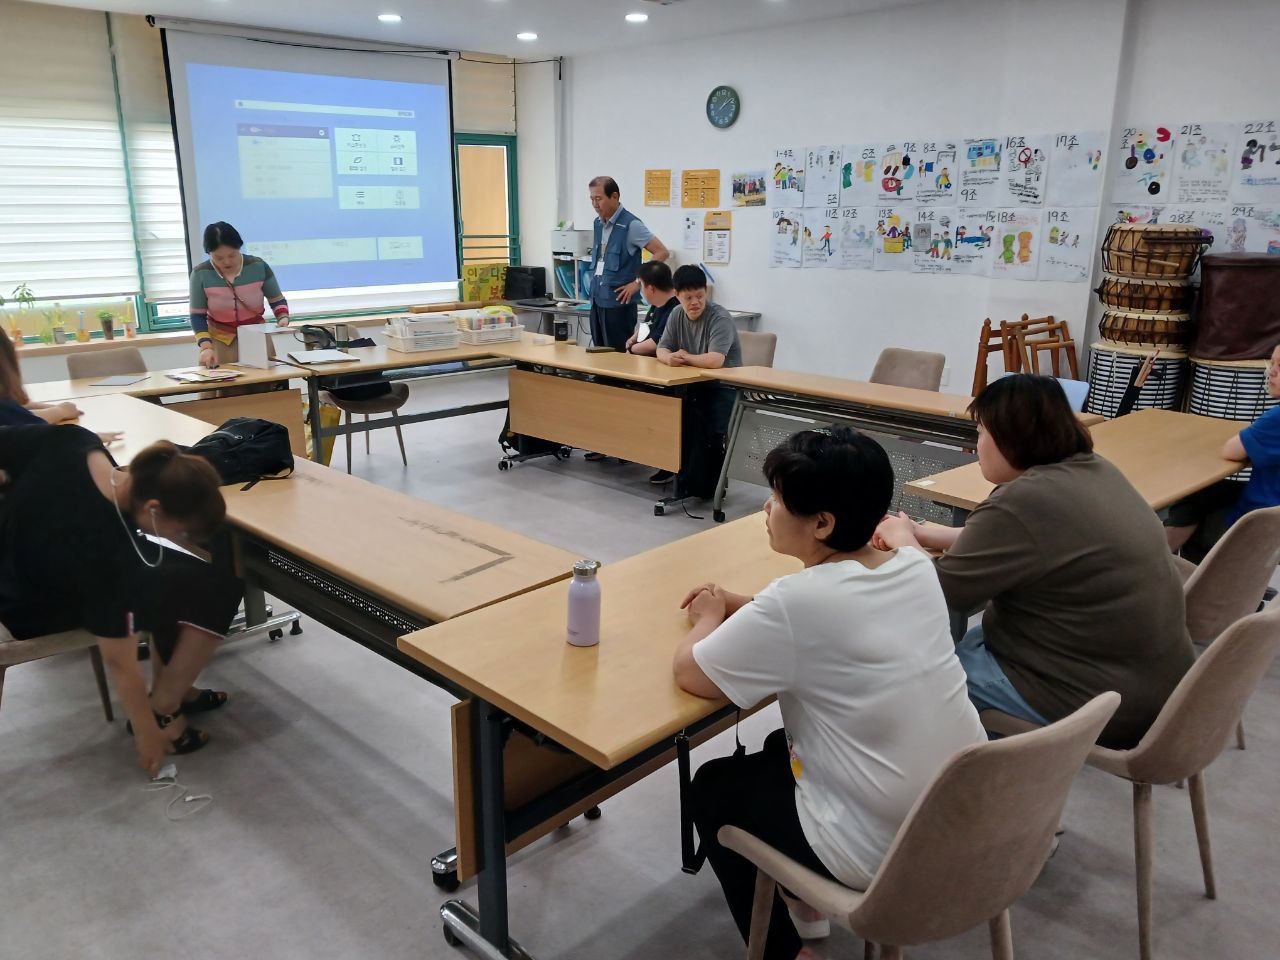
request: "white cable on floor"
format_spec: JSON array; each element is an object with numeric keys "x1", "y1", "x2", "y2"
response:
[{"x1": 145, "y1": 765, "x2": 213, "y2": 821}]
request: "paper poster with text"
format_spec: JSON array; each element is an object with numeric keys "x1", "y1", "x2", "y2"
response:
[
  {"x1": 770, "y1": 208, "x2": 804, "y2": 267},
  {"x1": 840, "y1": 144, "x2": 879, "y2": 207},
  {"x1": 804, "y1": 146, "x2": 843, "y2": 208},
  {"x1": 951, "y1": 208, "x2": 998, "y2": 276},
  {"x1": 836, "y1": 206, "x2": 874, "y2": 269},
  {"x1": 989, "y1": 208, "x2": 1044, "y2": 281},
  {"x1": 1113, "y1": 125, "x2": 1175, "y2": 202},
  {"x1": 1224, "y1": 205, "x2": 1280, "y2": 254},
  {"x1": 913, "y1": 139, "x2": 959, "y2": 206},
  {"x1": 958, "y1": 136, "x2": 1004, "y2": 208},
  {"x1": 769, "y1": 147, "x2": 806, "y2": 207},
  {"x1": 1109, "y1": 204, "x2": 1161, "y2": 225},
  {"x1": 802, "y1": 209, "x2": 839, "y2": 268},
  {"x1": 873, "y1": 206, "x2": 914, "y2": 271},
  {"x1": 1037, "y1": 208, "x2": 1097, "y2": 283},
  {"x1": 1172, "y1": 121, "x2": 1235, "y2": 204},
  {"x1": 911, "y1": 208, "x2": 957, "y2": 275},
  {"x1": 1048, "y1": 131, "x2": 1106, "y2": 206},
  {"x1": 1232, "y1": 120, "x2": 1280, "y2": 203},
  {"x1": 876, "y1": 142, "x2": 920, "y2": 203},
  {"x1": 998, "y1": 134, "x2": 1051, "y2": 207},
  {"x1": 1157, "y1": 205, "x2": 1226, "y2": 278}
]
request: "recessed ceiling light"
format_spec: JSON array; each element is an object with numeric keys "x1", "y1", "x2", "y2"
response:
[
  {"x1": 377, "y1": 13, "x2": 401, "y2": 23},
  {"x1": 625, "y1": 12, "x2": 648, "y2": 22},
  {"x1": 516, "y1": 31, "x2": 538, "y2": 41}
]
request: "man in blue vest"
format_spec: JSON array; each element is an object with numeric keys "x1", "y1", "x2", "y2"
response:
[{"x1": 589, "y1": 176, "x2": 670, "y2": 351}]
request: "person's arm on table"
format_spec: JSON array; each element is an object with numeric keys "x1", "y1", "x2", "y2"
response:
[
  {"x1": 672, "y1": 587, "x2": 730, "y2": 699},
  {"x1": 673, "y1": 349, "x2": 726, "y2": 369},
  {"x1": 29, "y1": 401, "x2": 82, "y2": 424}
]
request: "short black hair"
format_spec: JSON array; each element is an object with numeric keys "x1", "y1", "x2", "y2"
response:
[
  {"x1": 672, "y1": 264, "x2": 707, "y2": 292},
  {"x1": 969, "y1": 374, "x2": 1093, "y2": 470},
  {"x1": 203, "y1": 221, "x2": 243, "y2": 253},
  {"x1": 588, "y1": 176, "x2": 620, "y2": 198},
  {"x1": 638, "y1": 260, "x2": 673, "y2": 290},
  {"x1": 762, "y1": 427, "x2": 894, "y2": 551}
]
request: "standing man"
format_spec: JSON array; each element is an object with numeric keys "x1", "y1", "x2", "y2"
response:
[{"x1": 589, "y1": 176, "x2": 669, "y2": 351}]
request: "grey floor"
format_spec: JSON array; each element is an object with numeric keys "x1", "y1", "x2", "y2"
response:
[{"x1": 3, "y1": 368, "x2": 1278, "y2": 960}]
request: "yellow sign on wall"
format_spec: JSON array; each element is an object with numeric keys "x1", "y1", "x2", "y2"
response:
[
  {"x1": 645, "y1": 169, "x2": 673, "y2": 206},
  {"x1": 681, "y1": 169, "x2": 721, "y2": 208},
  {"x1": 461, "y1": 263, "x2": 508, "y2": 301}
]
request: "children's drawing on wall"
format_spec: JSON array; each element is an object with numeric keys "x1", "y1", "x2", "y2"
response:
[
  {"x1": 837, "y1": 206, "x2": 874, "y2": 270},
  {"x1": 958, "y1": 136, "x2": 1004, "y2": 208},
  {"x1": 877, "y1": 142, "x2": 919, "y2": 202},
  {"x1": 840, "y1": 144, "x2": 879, "y2": 206},
  {"x1": 1157, "y1": 205, "x2": 1226, "y2": 278},
  {"x1": 1114, "y1": 125, "x2": 1174, "y2": 202},
  {"x1": 952, "y1": 209, "x2": 998, "y2": 276},
  {"x1": 913, "y1": 140, "x2": 959, "y2": 206},
  {"x1": 802, "y1": 209, "x2": 839, "y2": 268},
  {"x1": 1232, "y1": 121, "x2": 1280, "y2": 203},
  {"x1": 1172, "y1": 122, "x2": 1234, "y2": 204},
  {"x1": 873, "y1": 207, "x2": 913, "y2": 271},
  {"x1": 1225, "y1": 205, "x2": 1280, "y2": 254},
  {"x1": 1037, "y1": 207, "x2": 1097, "y2": 283},
  {"x1": 731, "y1": 170, "x2": 768, "y2": 207},
  {"x1": 989, "y1": 208, "x2": 1043, "y2": 281},
  {"x1": 804, "y1": 146, "x2": 843, "y2": 208},
  {"x1": 770, "y1": 208, "x2": 804, "y2": 268},
  {"x1": 998, "y1": 134, "x2": 1051, "y2": 207},
  {"x1": 769, "y1": 147, "x2": 806, "y2": 207},
  {"x1": 911, "y1": 208, "x2": 956, "y2": 275},
  {"x1": 1110, "y1": 205, "x2": 1161, "y2": 225},
  {"x1": 1048, "y1": 131, "x2": 1105, "y2": 206}
]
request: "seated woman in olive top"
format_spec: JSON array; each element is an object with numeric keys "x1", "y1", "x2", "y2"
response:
[
  {"x1": 0, "y1": 427, "x2": 244, "y2": 774},
  {"x1": 876, "y1": 374, "x2": 1194, "y2": 749}
]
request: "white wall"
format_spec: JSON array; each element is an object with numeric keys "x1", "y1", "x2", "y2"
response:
[
  {"x1": 516, "y1": 59, "x2": 560, "y2": 276},
  {"x1": 522, "y1": 0, "x2": 1280, "y2": 386}
]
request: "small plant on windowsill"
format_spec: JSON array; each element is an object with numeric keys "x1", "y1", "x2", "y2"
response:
[
  {"x1": 41, "y1": 303, "x2": 67, "y2": 345},
  {"x1": 7, "y1": 283, "x2": 35, "y2": 345},
  {"x1": 97, "y1": 309, "x2": 118, "y2": 341}
]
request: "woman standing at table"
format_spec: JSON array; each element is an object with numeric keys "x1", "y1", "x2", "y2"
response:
[{"x1": 189, "y1": 222, "x2": 290, "y2": 369}]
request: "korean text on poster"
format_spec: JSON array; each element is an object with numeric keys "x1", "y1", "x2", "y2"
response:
[
  {"x1": 998, "y1": 134, "x2": 1051, "y2": 207},
  {"x1": 913, "y1": 140, "x2": 959, "y2": 206},
  {"x1": 873, "y1": 206, "x2": 913, "y2": 271},
  {"x1": 836, "y1": 207, "x2": 874, "y2": 270},
  {"x1": 804, "y1": 146, "x2": 843, "y2": 208},
  {"x1": 802, "y1": 209, "x2": 839, "y2": 268},
  {"x1": 682, "y1": 215, "x2": 700, "y2": 250},
  {"x1": 1224, "y1": 205, "x2": 1280, "y2": 254},
  {"x1": 644, "y1": 169, "x2": 673, "y2": 207},
  {"x1": 877, "y1": 142, "x2": 920, "y2": 202},
  {"x1": 958, "y1": 136, "x2": 1004, "y2": 208},
  {"x1": 1113, "y1": 125, "x2": 1174, "y2": 203},
  {"x1": 951, "y1": 209, "x2": 998, "y2": 276},
  {"x1": 1037, "y1": 208, "x2": 1097, "y2": 283},
  {"x1": 769, "y1": 147, "x2": 806, "y2": 206},
  {"x1": 770, "y1": 209, "x2": 804, "y2": 268},
  {"x1": 1232, "y1": 120, "x2": 1280, "y2": 203},
  {"x1": 1172, "y1": 122, "x2": 1234, "y2": 204},
  {"x1": 681, "y1": 169, "x2": 721, "y2": 208},
  {"x1": 840, "y1": 144, "x2": 879, "y2": 207},
  {"x1": 1048, "y1": 131, "x2": 1105, "y2": 206},
  {"x1": 911, "y1": 208, "x2": 956, "y2": 275},
  {"x1": 703, "y1": 211, "x2": 732, "y2": 265},
  {"x1": 989, "y1": 208, "x2": 1044, "y2": 281}
]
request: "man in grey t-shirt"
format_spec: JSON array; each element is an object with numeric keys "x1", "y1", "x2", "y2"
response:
[{"x1": 656, "y1": 265, "x2": 741, "y2": 497}]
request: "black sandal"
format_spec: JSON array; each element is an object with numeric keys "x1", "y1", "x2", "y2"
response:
[
  {"x1": 127, "y1": 710, "x2": 210, "y2": 755},
  {"x1": 181, "y1": 689, "x2": 228, "y2": 714}
]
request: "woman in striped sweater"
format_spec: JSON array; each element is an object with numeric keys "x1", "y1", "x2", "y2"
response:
[{"x1": 189, "y1": 222, "x2": 290, "y2": 368}]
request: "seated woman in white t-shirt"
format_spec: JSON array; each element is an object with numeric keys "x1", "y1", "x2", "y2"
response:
[{"x1": 673, "y1": 427, "x2": 986, "y2": 960}]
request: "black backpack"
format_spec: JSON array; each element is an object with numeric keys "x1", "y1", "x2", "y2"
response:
[{"x1": 186, "y1": 417, "x2": 294, "y2": 489}]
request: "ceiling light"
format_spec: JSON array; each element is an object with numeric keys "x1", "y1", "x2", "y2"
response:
[
  {"x1": 377, "y1": 13, "x2": 401, "y2": 23},
  {"x1": 625, "y1": 12, "x2": 649, "y2": 22},
  {"x1": 516, "y1": 31, "x2": 538, "y2": 41}
]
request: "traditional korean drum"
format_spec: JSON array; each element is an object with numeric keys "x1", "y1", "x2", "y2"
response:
[
  {"x1": 1098, "y1": 308, "x2": 1191, "y2": 349},
  {"x1": 1101, "y1": 223, "x2": 1210, "y2": 279},
  {"x1": 1187, "y1": 357, "x2": 1278, "y2": 480},
  {"x1": 1095, "y1": 272, "x2": 1194, "y2": 313},
  {"x1": 1085, "y1": 341, "x2": 1187, "y2": 419}
]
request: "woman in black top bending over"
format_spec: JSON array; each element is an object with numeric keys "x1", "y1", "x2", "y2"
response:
[{"x1": 0, "y1": 425, "x2": 243, "y2": 774}]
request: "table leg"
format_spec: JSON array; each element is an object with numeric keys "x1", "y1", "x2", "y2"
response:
[
  {"x1": 711, "y1": 392, "x2": 746, "y2": 523},
  {"x1": 306, "y1": 374, "x2": 324, "y2": 463}
]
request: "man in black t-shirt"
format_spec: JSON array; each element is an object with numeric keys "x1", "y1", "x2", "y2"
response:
[{"x1": 624, "y1": 260, "x2": 681, "y2": 484}]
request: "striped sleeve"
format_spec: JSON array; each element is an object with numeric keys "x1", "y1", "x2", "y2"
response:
[
  {"x1": 188, "y1": 267, "x2": 211, "y2": 339},
  {"x1": 262, "y1": 261, "x2": 290, "y2": 320}
]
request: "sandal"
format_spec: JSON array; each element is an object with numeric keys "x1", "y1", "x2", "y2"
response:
[
  {"x1": 181, "y1": 689, "x2": 228, "y2": 714},
  {"x1": 127, "y1": 710, "x2": 210, "y2": 755}
]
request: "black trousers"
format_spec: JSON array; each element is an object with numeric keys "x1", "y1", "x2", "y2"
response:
[
  {"x1": 691, "y1": 728, "x2": 837, "y2": 960},
  {"x1": 675, "y1": 383, "x2": 736, "y2": 499},
  {"x1": 589, "y1": 301, "x2": 637, "y2": 351}
]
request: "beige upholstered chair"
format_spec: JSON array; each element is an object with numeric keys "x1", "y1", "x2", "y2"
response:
[
  {"x1": 66, "y1": 347, "x2": 146, "y2": 380},
  {"x1": 738, "y1": 331, "x2": 777, "y2": 368},
  {"x1": 319, "y1": 383, "x2": 410, "y2": 474},
  {"x1": 0, "y1": 623, "x2": 113, "y2": 721},
  {"x1": 983, "y1": 606, "x2": 1280, "y2": 960},
  {"x1": 870, "y1": 348, "x2": 946, "y2": 392},
  {"x1": 721, "y1": 693, "x2": 1119, "y2": 959}
]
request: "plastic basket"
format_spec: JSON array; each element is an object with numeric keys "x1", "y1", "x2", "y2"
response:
[
  {"x1": 384, "y1": 330, "x2": 461, "y2": 353},
  {"x1": 456, "y1": 323, "x2": 523, "y2": 344}
]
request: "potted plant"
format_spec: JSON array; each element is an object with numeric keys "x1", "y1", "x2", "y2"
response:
[
  {"x1": 122, "y1": 301, "x2": 137, "y2": 339},
  {"x1": 42, "y1": 304, "x2": 67, "y2": 344},
  {"x1": 97, "y1": 308, "x2": 116, "y2": 341},
  {"x1": 8, "y1": 283, "x2": 35, "y2": 345}
]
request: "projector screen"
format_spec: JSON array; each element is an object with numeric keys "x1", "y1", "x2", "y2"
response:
[{"x1": 162, "y1": 28, "x2": 458, "y2": 308}]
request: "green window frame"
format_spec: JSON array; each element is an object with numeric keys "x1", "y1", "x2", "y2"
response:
[{"x1": 454, "y1": 133, "x2": 521, "y2": 269}]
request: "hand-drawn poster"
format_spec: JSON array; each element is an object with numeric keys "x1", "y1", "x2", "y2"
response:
[
  {"x1": 804, "y1": 145, "x2": 842, "y2": 208},
  {"x1": 702, "y1": 211, "x2": 732, "y2": 266},
  {"x1": 769, "y1": 147, "x2": 806, "y2": 207},
  {"x1": 951, "y1": 209, "x2": 998, "y2": 276},
  {"x1": 1110, "y1": 204, "x2": 1161, "y2": 225},
  {"x1": 958, "y1": 136, "x2": 1004, "y2": 208},
  {"x1": 731, "y1": 171, "x2": 768, "y2": 207},
  {"x1": 644, "y1": 169, "x2": 672, "y2": 206},
  {"x1": 989, "y1": 208, "x2": 1044, "y2": 281},
  {"x1": 1113, "y1": 125, "x2": 1175, "y2": 202},
  {"x1": 911, "y1": 208, "x2": 956, "y2": 275},
  {"x1": 770, "y1": 209, "x2": 803, "y2": 268},
  {"x1": 802, "y1": 209, "x2": 839, "y2": 268},
  {"x1": 840, "y1": 143, "x2": 879, "y2": 207},
  {"x1": 1224, "y1": 205, "x2": 1280, "y2": 254},
  {"x1": 1172, "y1": 122, "x2": 1234, "y2": 204},
  {"x1": 876, "y1": 142, "x2": 920, "y2": 203},
  {"x1": 1037, "y1": 208, "x2": 1097, "y2": 283},
  {"x1": 913, "y1": 140, "x2": 959, "y2": 206},
  {"x1": 1157, "y1": 205, "x2": 1226, "y2": 277},
  {"x1": 998, "y1": 134, "x2": 1051, "y2": 207},
  {"x1": 836, "y1": 206, "x2": 874, "y2": 270},
  {"x1": 873, "y1": 206, "x2": 913, "y2": 271},
  {"x1": 1048, "y1": 131, "x2": 1106, "y2": 206},
  {"x1": 1232, "y1": 120, "x2": 1280, "y2": 203}
]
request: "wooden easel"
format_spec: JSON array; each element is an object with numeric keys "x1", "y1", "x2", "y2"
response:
[{"x1": 972, "y1": 314, "x2": 1080, "y2": 395}]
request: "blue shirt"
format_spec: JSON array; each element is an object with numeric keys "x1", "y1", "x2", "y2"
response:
[
  {"x1": 1232, "y1": 404, "x2": 1280, "y2": 523},
  {"x1": 0, "y1": 399, "x2": 42, "y2": 426}
]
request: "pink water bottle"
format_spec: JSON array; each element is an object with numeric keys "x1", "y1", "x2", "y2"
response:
[{"x1": 566, "y1": 560, "x2": 601, "y2": 647}]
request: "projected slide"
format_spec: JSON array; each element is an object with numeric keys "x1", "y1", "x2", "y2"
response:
[{"x1": 185, "y1": 64, "x2": 456, "y2": 292}]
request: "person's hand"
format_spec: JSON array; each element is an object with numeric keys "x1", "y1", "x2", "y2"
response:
[
  {"x1": 198, "y1": 347, "x2": 218, "y2": 369},
  {"x1": 275, "y1": 316, "x2": 291, "y2": 327},
  {"x1": 686, "y1": 586, "x2": 728, "y2": 626},
  {"x1": 681, "y1": 582, "x2": 721, "y2": 609},
  {"x1": 625, "y1": 334, "x2": 637, "y2": 352},
  {"x1": 134, "y1": 722, "x2": 173, "y2": 777},
  {"x1": 614, "y1": 280, "x2": 639, "y2": 305},
  {"x1": 52, "y1": 401, "x2": 83, "y2": 423},
  {"x1": 874, "y1": 511, "x2": 920, "y2": 550},
  {"x1": 96, "y1": 431, "x2": 124, "y2": 446},
  {"x1": 667, "y1": 350, "x2": 688, "y2": 366}
]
